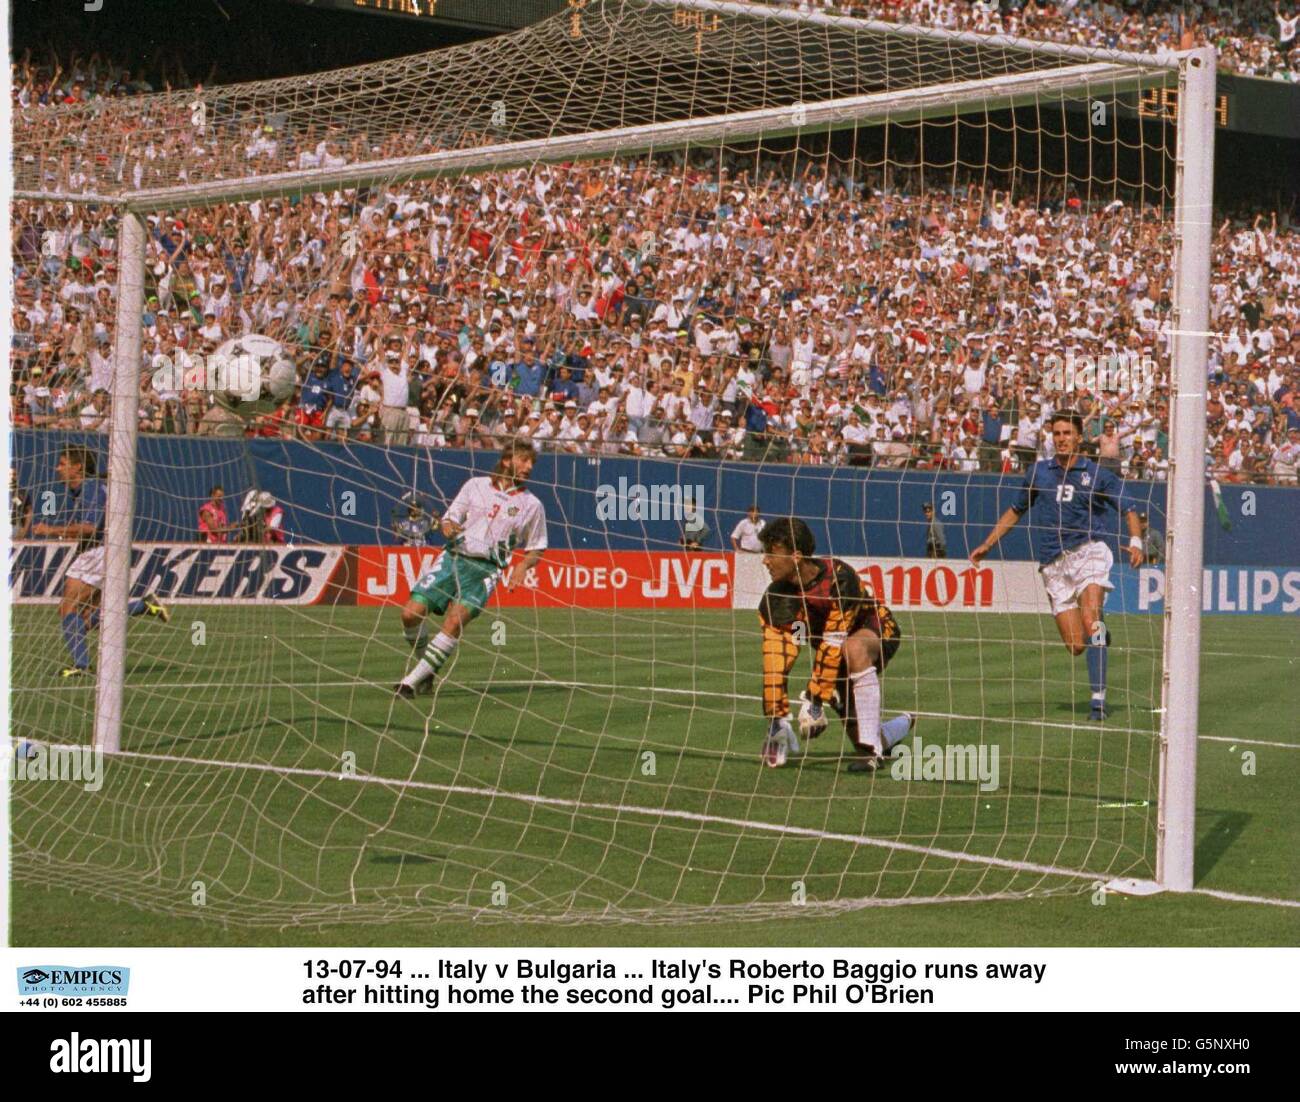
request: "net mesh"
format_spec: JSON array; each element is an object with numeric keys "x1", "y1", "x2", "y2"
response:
[
  {"x1": 12, "y1": 0, "x2": 1168, "y2": 199},
  {"x1": 11, "y1": 0, "x2": 1180, "y2": 929}
]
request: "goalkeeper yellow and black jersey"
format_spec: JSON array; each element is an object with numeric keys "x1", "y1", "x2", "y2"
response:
[
  {"x1": 759, "y1": 557, "x2": 890, "y2": 643},
  {"x1": 759, "y1": 557, "x2": 899, "y2": 718}
]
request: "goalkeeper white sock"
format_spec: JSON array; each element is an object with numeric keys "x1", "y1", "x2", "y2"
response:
[
  {"x1": 850, "y1": 665, "x2": 883, "y2": 755},
  {"x1": 402, "y1": 632, "x2": 458, "y2": 687}
]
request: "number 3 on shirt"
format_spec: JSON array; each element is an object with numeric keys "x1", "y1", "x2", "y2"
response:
[{"x1": 1055, "y1": 483, "x2": 1075, "y2": 503}]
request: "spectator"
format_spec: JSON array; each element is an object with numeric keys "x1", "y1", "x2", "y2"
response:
[
  {"x1": 378, "y1": 350, "x2": 410, "y2": 446},
  {"x1": 9, "y1": 76, "x2": 1298, "y2": 487},
  {"x1": 11, "y1": 467, "x2": 33, "y2": 539},
  {"x1": 323, "y1": 357, "x2": 360, "y2": 441},
  {"x1": 79, "y1": 387, "x2": 110, "y2": 432},
  {"x1": 1273, "y1": 426, "x2": 1300, "y2": 483},
  {"x1": 198, "y1": 485, "x2": 234, "y2": 543},
  {"x1": 922, "y1": 502, "x2": 947, "y2": 559},
  {"x1": 1139, "y1": 513, "x2": 1165, "y2": 565},
  {"x1": 681, "y1": 498, "x2": 710, "y2": 550},
  {"x1": 196, "y1": 396, "x2": 245, "y2": 438},
  {"x1": 731, "y1": 504, "x2": 765, "y2": 552},
  {"x1": 239, "y1": 490, "x2": 285, "y2": 544},
  {"x1": 297, "y1": 355, "x2": 331, "y2": 441}
]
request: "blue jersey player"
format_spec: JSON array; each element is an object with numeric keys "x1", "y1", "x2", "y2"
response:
[
  {"x1": 971, "y1": 412, "x2": 1144, "y2": 720},
  {"x1": 32, "y1": 446, "x2": 170, "y2": 679}
]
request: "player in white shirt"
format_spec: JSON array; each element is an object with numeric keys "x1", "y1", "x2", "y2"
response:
[{"x1": 396, "y1": 441, "x2": 548, "y2": 698}]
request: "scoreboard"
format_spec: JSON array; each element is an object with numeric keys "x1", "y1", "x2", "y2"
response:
[{"x1": 282, "y1": 0, "x2": 568, "y2": 33}]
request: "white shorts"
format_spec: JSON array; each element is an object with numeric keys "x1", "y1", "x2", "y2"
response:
[
  {"x1": 65, "y1": 546, "x2": 105, "y2": 590},
  {"x1": 325, "y1": 407, "x2": 353, "y2": 430},
  {"x1": 1041, "y1": 540, "x2": 1113, "y2": 615}
]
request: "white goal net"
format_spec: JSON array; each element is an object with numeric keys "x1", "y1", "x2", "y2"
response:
[{"x1": 9, "y1": 0, "x2": 1211, "y2": 928}]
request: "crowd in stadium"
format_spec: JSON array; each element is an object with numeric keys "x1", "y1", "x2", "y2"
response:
[
  {"x1": 10, "y1": 35, "x2": 1300, "y2": 487},
  {"x1": 773, "y1": 1, "x2": 1300, "y2": 80}
]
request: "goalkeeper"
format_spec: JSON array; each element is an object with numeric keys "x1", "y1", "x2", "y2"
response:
[{"x1": 757, "y1": 517, "x2": 914, "y2": 770}]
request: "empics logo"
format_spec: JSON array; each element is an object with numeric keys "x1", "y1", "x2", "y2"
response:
[
  {"x1": 50, "y1": 1034, "x2": 151, "y2": 1083},
  {"x1": 18, "y1": 966, "x2": 130, "y2": 997}
]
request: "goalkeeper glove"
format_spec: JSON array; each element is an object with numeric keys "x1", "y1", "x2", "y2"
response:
[{"x1": 797, "y1": 691, "x2": 829, "y2": 740}]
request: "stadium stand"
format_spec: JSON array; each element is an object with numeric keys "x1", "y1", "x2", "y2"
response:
[
  {"x1": 9, "y1": 18, "x2": 1300, "y2": 486},
  {"x1": 760, "y1": 2, "x2": 1300, "y2": 82}
]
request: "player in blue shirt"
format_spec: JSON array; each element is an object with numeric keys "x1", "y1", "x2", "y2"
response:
[
  {"x1": 971, "y1": 411, "x2": 1144, "y2": 720},
  {"x1": 31, "y1": 446, "x2": 170, "y2": 678}
]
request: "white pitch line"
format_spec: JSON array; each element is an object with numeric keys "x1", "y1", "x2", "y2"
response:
[
  {"x1": 1197, "y1": 734, "x2": 1300, "y2": 751},
  {"x1": 42, "y1": 743, "x2": 1300, "y2": 911},
  {"x1": 463, "y1": 680, "x2": 1300, "y2": 750},
  {"x1": 63, "y1": 744, "x2": 1109, "y2": 883},
  {"x1": 1186, "y1": 887, "x2": 1300, "y2": 909},
  {"x1": 15, "y1": 676, "x2": 1299, "y2": 750}
]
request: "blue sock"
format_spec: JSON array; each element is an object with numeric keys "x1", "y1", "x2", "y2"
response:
[
  {"x1": 127, "y1": 599, "x2": 146, "y2": 617},
  {"x1": 881, "y1": 715, "x2": 913, "y2": 751},
  {"x1": 1086, "y1": 623, "x2": 1108, "y2": 701},
  {"x1": 61, "y1": 612, "x2": 90, "y2": 669}
]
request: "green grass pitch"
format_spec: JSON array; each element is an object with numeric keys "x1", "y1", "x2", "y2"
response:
[{"x1": 9, "y1": 605, "x2": 1298, "y2": 946}]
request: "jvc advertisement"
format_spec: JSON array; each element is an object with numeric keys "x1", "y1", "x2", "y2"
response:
[{"x1": 13, "y1": 545, "x2": 1296, "y2": 615}]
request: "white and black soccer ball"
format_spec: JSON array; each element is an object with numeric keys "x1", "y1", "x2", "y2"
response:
[{"x1": 212, "y1": 334, "x2": 298, "y2": 418}]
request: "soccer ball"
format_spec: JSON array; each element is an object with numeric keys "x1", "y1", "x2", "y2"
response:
[{"x1": 211, "y1": 334, "x2": 298, "y2": 418}]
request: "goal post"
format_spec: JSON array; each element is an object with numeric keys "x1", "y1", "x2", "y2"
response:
[
  {"x1": 1157, "y1": 46, "x2": 1216, "y2": 893},
  {"x1": 94, "y1": 211, "x2": 146, "y2": 756}
]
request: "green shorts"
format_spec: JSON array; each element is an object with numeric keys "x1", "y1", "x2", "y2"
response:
[{"x1": 409, "y1": 553, "x2": 500, "y2": 618}]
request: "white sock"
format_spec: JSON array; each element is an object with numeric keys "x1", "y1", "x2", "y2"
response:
[
  {"x1": 401, "y1": 633, "x2": 458, "y2": 687},
  {"x1": 403, "y1": 621, "x2": 429, "y2": 647},
  {"x1": 850, "y1": 665, "x2": 883, "y2": 755},
  {"x1": 424, "y1": 632, "x2": 458, "y2": 671},
  {"x1": 401, "y1": 657, "x2": 435, "y2": 687}
]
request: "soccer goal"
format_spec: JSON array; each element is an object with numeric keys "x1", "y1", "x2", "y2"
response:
[{"x1": 10, "y1": 0, "x2": 1214, "y2": 928}]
